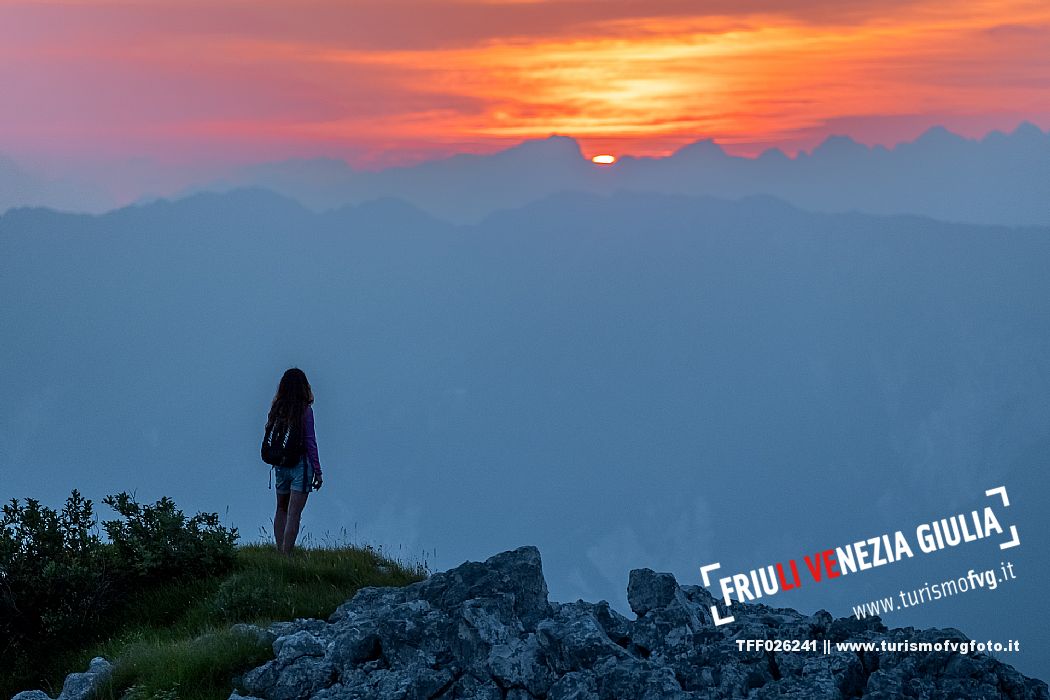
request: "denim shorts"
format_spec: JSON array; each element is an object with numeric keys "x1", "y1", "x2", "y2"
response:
[{"x1": 275, "y1": 454, "x2": 313, "y2": 495}]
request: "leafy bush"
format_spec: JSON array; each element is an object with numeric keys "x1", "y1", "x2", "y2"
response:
[
  {"x1": 0, "y1": 491, "x2": 110, "y2": 667},
  {"x1": 102, "y1": 493, "x2": 238, "y2": 583},
  {"x1": 0, "y1": 490, "x2": 238, "y2": 694}
]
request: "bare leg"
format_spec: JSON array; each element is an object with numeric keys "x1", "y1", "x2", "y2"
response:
[
  {"x1": 281, "y1": 490, "x2": 309, "y2": 554},
  {"x1": 274, "y1": 492, "x2": 290, "y2": 552}
]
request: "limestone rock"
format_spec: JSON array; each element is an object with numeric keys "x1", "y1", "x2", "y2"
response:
[
  {"x1": 11, "y1": 692, "x2": 52, "y2": 700},
  {"x1": 12, "y1": 657, "x2": 114, "y2": 700},
  {"x1": 229, "y1": 547, "x2": 1048, "y2": 700}
]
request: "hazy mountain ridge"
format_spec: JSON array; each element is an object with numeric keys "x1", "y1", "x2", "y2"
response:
[
  {"x1": 3, "y1": 122, "x2": 1048, "y2": 226},
  {"x1": 185, "y1": 122, "x2": 1050, "y2": 226},
  {"x1": 3, "y1": 188, "x2": 1049, "y2": 678}
]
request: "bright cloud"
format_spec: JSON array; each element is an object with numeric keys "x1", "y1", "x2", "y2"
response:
[{"x1": 0, "y1": 0, "x2": 1047, "y2": 165}]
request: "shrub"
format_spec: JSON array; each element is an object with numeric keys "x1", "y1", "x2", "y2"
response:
[
  {"x1": 0, "y1": 491, "x2": 111, "y2": 667},
  {"x1": 102, "y1": 493, "x2": 238, "y2": 583},
  {"x1": 0, "y1": 490, "x2": 239, "y2": 695}
]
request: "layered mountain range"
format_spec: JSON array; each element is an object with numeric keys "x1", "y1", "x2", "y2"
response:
[{"x1": 3, "y1": 123, "x2": 1047, "y2": 226}]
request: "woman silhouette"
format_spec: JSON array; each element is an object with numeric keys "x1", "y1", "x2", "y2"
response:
[{"x1": 265, "y1": 368, "x2": 323, "y2": 554}]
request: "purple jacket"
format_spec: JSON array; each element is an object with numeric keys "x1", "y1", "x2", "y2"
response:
[{"x1": 303, "y1": 405, "x2": 322, "y2": 477}]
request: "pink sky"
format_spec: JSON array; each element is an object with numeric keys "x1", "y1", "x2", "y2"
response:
[{"x1": 2, "y1": 0, "x2": 1049, "y2": 169}]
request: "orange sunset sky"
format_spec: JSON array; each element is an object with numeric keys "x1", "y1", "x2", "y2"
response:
[{"x1": 1, "y1": 0, "x2": 1049, "y2": 168}]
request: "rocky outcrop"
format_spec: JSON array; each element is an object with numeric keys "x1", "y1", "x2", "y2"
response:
[
  {"x1": 11, "y1": 657, "x2": 113, "y2": 700},
  {"x1": 234, "y1": 546, "x2": 1048, "y2": 700}
]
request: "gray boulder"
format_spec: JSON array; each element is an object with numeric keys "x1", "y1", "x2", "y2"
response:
[
  {"x1": 413, "y1": 546, "x2": 551, "y2": 630},
  {"x1": 627, "y1": 568, "x2": 678, "y2": 617},
  {"x1": 537, "y1": 603, "x2": 629, "y2": 674},
  {"x1": 11, "y1": 657, "x2": 113, "y2": 700},
  {"x1": 11, "y1": 692, "x2": 52, "y2": 700}
]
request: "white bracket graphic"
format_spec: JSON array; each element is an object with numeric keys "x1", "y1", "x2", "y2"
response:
[
  {"x1": 985, "y1": 485, "x2": 1020, "y2": 549},
  {"x1": 700, "y1": 562, "x2": 735, "y2": 626},
  {"x1": 700, "y1": 563, "x2": 721, "y2": 587},
  {"x1": 710, "y1": 605, "x2": 735, "y2": 626},
  {"x1": 1000, "y1": 525, "x2": 1020, "y2": 549},
  {"x1": 985, "y1": 486, "x2": 1010, "y2": 508}
]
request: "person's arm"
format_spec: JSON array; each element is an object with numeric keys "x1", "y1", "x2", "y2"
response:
[{"x1": 304, "y1": 405, "x2": 322, "y2": 478}]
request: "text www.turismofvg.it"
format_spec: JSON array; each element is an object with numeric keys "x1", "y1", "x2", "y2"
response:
[{"x1": 852, "y1": 561, "x2": 1017, "y2": 619}]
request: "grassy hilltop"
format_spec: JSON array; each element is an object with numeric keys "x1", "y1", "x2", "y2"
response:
[{"x1": 0, "y1": 492, "x2": 426, "y2": 700}]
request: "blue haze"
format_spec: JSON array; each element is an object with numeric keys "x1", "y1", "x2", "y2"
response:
[{"x1": 1, "y1": 187, "x2": 1048, "y2": 679}]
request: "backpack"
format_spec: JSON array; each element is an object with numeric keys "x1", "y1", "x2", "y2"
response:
[{"x1": 261, "y1": 415, "x2": 305, "y2": 467}]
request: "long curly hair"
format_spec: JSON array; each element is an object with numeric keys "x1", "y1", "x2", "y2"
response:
[{"x1": 266, "y1": 367, "x2": 314, "y2": 434}]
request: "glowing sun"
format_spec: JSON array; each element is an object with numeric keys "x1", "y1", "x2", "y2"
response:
[{"x1": 591, "y1": 154, "x2": 617, "y2": 164}]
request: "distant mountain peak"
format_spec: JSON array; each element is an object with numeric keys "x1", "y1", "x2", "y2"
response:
[
  {"x1": 912, "y1": 125, "x2": 968, "y2": 148},
  {"x1": 812, "y1": 134, "x2": 869, "y2": 158},
  {"x1": 671, "y1": 138, "x2": 728, "y2": 160},
  {"x1": 499, "y1": 134, "x2": 584, "y2": 161},
  {"x1": 757, "y1": 147, "x2": 790, "y2": 162},
  {"x1": 1010, "y1": 120, "x2": 1047, "y2": 141}
]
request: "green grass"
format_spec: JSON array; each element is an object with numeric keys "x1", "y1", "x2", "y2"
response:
[
  {"x1": 101, "y1": 629, "x2": 274, "y2": 700},
  {"x1": 18, "y1": 543, "x2": 426, "y2": 700}
]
